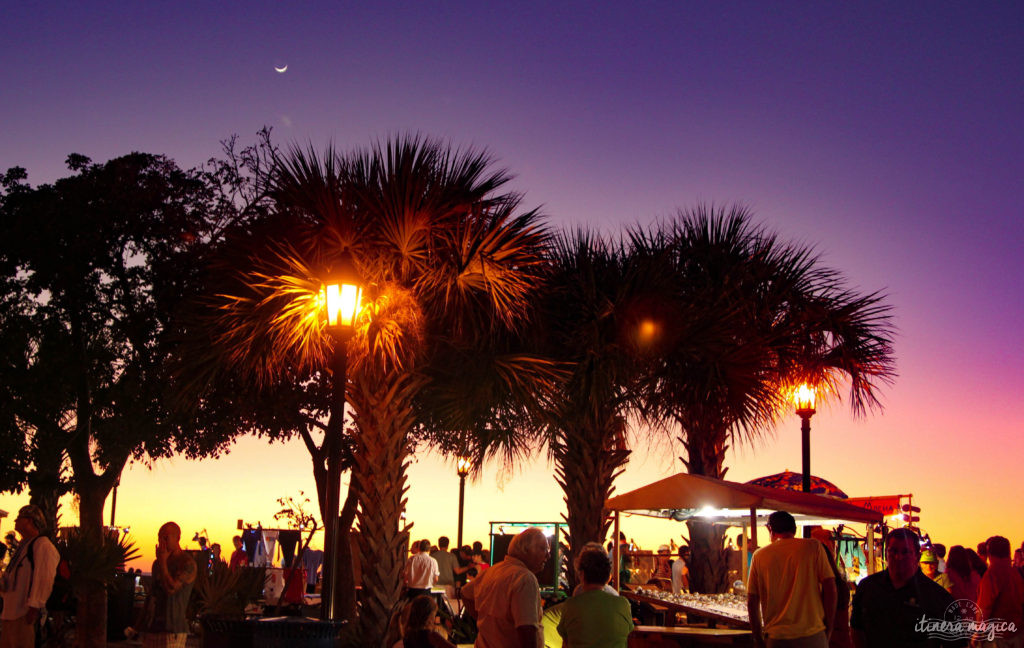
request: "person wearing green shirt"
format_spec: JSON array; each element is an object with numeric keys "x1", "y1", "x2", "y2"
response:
[{"x1": 557, "y1": 544, "x2": 634, "y2": 648}]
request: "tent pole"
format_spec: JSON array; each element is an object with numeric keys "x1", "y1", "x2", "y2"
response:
[
  {"x1": 867, "y1": 524, "x2": 876, "y2": 575},
  {"x1": 741, "y1": 521, "x2": 749, "y2": 582},
  {"x1": 613, "y1": 511, "x2": 621, "y2": 590},
  {"x1": 749, "y1": 507, "x2": 757, "y2": 551}
]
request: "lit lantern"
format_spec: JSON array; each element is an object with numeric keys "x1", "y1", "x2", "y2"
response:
[
  {"x1": 456, "y1": 455, "x2": 472, "y2": 547},
  {"x1": 322, "y1": 252, "x2": 362, "y2": 331},
  {"x1": 794, "y1": 383, "x2": 816, "y2": 416}
]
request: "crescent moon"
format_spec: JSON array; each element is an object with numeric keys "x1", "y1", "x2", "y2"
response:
[{"x1": 274, "y1": 65, "x2": 288, "y2": 73}]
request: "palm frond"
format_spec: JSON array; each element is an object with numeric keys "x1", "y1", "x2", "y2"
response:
[
  {"x1": 205, "y1": 244, "x2": 333, "y2": 386},
  {"x1": 58, "y1": 528, "x2": 141, "y2": 591},
  {"x1": 631, "y1": 203, "x2": 896, "y2": 476}
]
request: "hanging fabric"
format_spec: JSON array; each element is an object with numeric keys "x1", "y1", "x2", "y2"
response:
[{"x1": 278, "y1": 530, "x2": 301, "y2": 567}]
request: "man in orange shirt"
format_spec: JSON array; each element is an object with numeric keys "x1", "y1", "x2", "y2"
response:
[
  {"x1": 747, "y1": 511, "x2": 837, "y2": 648},
  {"x1": 976, "y1": 535, "x2": 1024, "y2": 648}
]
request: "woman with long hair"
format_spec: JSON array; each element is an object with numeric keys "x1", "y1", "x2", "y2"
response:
[
  {"x1": 945, "y1": 545, "x2": 981, "y2": 602},
  {"x1": 966, "y1": 547, "x2": 988, "y2": 579}
]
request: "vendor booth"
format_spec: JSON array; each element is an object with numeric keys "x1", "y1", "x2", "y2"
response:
[{"x1": 604, "y1": 472, "x2": 883, "y2": 632}]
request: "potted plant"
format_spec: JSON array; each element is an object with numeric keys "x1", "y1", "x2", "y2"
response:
[
  {"x1": 56, "y1": 527, "x2": 141, "y2": 648},
  {"x1": 195, "y1": 563, "x2": 266, "y2": 648}
]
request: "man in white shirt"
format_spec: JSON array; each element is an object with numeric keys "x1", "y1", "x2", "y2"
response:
[
  {"x1": 404, "y1": 538, "x2": 439, "y2": 598},
  {"x1": 671, "y1": 546, "x2": 690, "y2": 595},
  {"x1": 0, "y1": 505, "x2": 60, "y2": 648}
]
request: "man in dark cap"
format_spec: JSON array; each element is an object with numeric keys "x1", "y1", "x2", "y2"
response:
[{"x1": 0, "y1": 505, "x2": 60, "y2": 648}]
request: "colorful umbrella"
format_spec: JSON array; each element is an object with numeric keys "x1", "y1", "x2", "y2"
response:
[{"x1": 745, "y1": 470, "x2": 848, "y2": 499}]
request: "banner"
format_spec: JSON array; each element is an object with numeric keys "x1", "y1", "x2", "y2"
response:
[{"x1": 846, "y1": 496, "x2": 904, "y2": 517}]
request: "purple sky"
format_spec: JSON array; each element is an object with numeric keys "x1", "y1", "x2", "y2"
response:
[{"x1": 2, "y1": 2, "x2": 1022, "y2": 554}]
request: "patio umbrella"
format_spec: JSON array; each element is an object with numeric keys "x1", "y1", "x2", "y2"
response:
[{"x1": 746, "y1": 470, "x2": 848, "y2": 499}]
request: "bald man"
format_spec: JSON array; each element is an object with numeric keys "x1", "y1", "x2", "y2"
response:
[
  {"x1": 462, "y1": 527, "x2": 550, "y2": 648},
  {"x1": 142, "y1": 522, "x2": 196, "y2": 648}
]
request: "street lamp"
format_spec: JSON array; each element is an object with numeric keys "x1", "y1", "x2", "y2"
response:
[
  {"x1": 456, "y1": 457, "x2": 471, "y2": 549},
  {"x1": 320, "y1": 252, "x2": 362, "y2": 621},
  {"x1": 794, "y1": 383, "x2": 817, "y2": 494}
]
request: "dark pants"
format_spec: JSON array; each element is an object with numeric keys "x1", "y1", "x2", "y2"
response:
[{"x1": 406, "y1": 587, "x2": 430, "y2": 599}]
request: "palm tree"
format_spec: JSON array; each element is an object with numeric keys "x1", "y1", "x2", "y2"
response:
[
  {"x1": 199, "y1": 136, "x2": 552, "y2": 646},
  {"x1": 538, "y1": 230, "x2": 679, "y2": 591},
  {"x1": 634, "y1": 205, "x2": 896, "y2": 593}
]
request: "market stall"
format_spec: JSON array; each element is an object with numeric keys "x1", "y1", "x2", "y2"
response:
[{"x1": 604, "y1": 471, "x2": 884, "y2": 622}]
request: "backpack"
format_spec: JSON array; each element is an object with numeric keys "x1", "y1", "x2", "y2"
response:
[{"x1": 25, "y1": 536, "x2": 74, "y2": 612}]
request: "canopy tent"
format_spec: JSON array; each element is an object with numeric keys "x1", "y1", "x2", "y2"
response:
[
  {"x1": 604, "y1": 472, "x2": 883, "y2": 587},
  {"x1": 605, "y1": 472, "x2": 880, "y2": 525}
]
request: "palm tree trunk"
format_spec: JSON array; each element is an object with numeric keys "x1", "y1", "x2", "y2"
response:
[
  {"x1": 679, "y1": 424, "x2": 730, "y2": 593},
  {"x1": 685, "y1": 520, "x2": 730, "y2": 594},
  {"x1": 555, "y1": 425, "x2": 630, "y2": 592},
  {"x1": 347, "y1": 376, "x2": 418, "y2": 647}
]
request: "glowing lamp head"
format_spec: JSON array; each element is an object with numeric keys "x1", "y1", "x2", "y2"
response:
[
  {"x1": 321, "y1": 252, "x2": 362, "y2": 330},
  {"x1": 456, "y1": 456, "x2": 472, "y2": 478},
  {"x1": 794, "y1": 383, "x2": 816, "y2": 416},
  {"x1": 324, "y1": 283, "x2": 361, "y2": 328}
]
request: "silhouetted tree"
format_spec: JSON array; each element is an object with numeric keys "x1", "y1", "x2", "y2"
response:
[{"x1": 0, "y1": 149, "x2": 268, "y2": 647}]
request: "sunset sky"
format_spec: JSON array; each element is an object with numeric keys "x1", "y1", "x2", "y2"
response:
[{"x1": 2, "y1": 2, "x2": 1021, "y2": 569}]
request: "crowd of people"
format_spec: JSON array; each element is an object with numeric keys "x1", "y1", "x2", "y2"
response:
[
  {"x1": 391, "y1": 528, "x2": 636, "y2": 648},
  {"x1": 390, "y1": 516, "x2": 1024, "y2": 648},
  {"x1": 401, "y1": 536, "x2": 493, "y2": 601},
  {"x1": 745, "y1": 511, "x2": 1024, "y2": 648},
  {"x1": 4, "y1": 507, "x2": 1024, "y2": 648}
]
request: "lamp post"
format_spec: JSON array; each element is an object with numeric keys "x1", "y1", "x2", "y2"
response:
[
  {"x1": 794, "y1": 383, "x2": 816, "y2": 538},
  {"x1": 794, "y1": 383, "x2": 816, "y2": 494},
  {"x1": 456, "y1": 457, "x2": 471, "y2": 549},
  {"x1": 320, "y1": 252, "x2": 362, "y2": 621}
]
